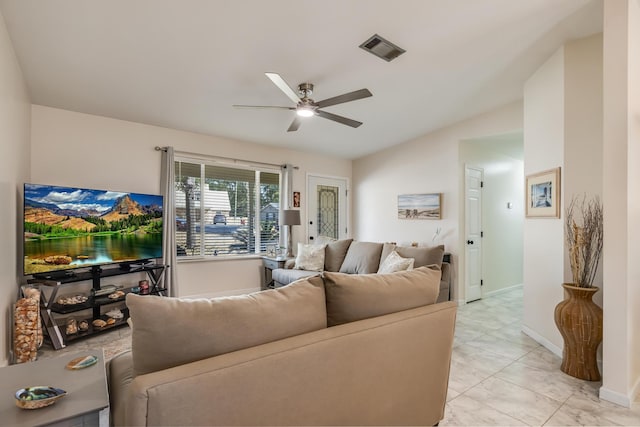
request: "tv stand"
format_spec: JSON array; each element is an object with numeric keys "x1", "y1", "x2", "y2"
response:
[
  {"x1": 118, "y1": 260, "x2": 152, "y2": 271},
  {"x1": 27, "y1": 263, "x2": 168, "y2": 350},
  {"x1": 33, "y1": 270, "x2": 76, "y2": 281}
]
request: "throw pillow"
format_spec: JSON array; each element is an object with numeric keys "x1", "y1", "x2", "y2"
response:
[
  {"x1": 324, "y1": 238, "x2": 353, "y2": 272},
  {"x1": 380, "y1": 244, "x2": 445, "y2": 269},
  {"x1": 315, "y1": 235, "x2": 337, "y2": 245},
  {"x1": 324, "y1": 266, "x2": 441, "y2": 326},
  {"x1": 338, "y1": 241, "x2": 384, "y2": 274},
  {"x1": 127, "y1": 276, "x2": 327, "y2": 376},
  {"x1": 377, "y1": 250, "x2": 415, "y2": 274},
  {"x1": 294, "y1": 243, "x2": 326, "y2": 271}
]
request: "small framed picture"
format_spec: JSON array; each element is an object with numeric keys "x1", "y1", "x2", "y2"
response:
[
  {"x1": 398, "y1": 193, "x2": 442, "y2": 220},
  {"x1": 293, "y1": 191, "x2": 301, "y2": 208},
  {"x1": 266, "y1": 244, "x2": 276, "y2": 257},
  {"x1": 526, "y1": 167, "x2": 561, "y2": 218}
]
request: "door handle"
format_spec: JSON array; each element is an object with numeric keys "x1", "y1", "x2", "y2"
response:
[
  {"x1": 467, "y1": 240, "x2": 474, "y2": 245},
  {"x1": 309, "y1": 236, "x2": 314, "y2": 241}
]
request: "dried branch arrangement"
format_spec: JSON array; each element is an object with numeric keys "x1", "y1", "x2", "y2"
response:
[{"x1": 565, "y1": 195, "x2": 603, "y2": 288}]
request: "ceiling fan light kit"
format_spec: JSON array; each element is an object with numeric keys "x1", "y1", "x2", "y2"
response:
[
  {"x1": 234, "y1": 72, "x2": 372, "y2": 132},
  {"x1": 296, "y1": 107, "x2": 315, "y2": 117}
]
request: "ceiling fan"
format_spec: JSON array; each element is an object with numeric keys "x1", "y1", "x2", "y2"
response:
[{"x1": 233, "y1": 72, "x2": 372, "y2": 132}]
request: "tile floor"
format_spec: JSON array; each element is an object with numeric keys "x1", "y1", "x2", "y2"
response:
[
  {"x1": 38, "y1": 323, "x2": 131, "y2": 362},
  {"x1": 38, "y1": 287, "x2": 640, "y2": 426},
  {"x1": 442, "y1": 287, "x2": 640, "y2": 426}
]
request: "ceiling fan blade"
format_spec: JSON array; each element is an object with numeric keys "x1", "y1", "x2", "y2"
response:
[
  {"x1": 287, "y1": 117, "x2": 302, "y2": 132},
  {"x1": 265, "y1": 72, "x2": 301, "y2": 105},
  {"x1": 233, "y1": 105, "x2": 294, "y2": 110},
  {"x1": 316, "y1": 88, "x2": 372, "y2": 109},
  {"x1": 315, "y1": 110, "x2": 363, "y2": 128}
]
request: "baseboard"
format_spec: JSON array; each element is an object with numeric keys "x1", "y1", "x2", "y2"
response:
[
  {"x1": 633, "y1": 376, "x2": 640, "y2": 405},
  {"x1": 521, "y1": 325, "x2": 562, "y2": 358},
  {"x1": 458, "y1": 283, "x2": 523, "y2": 305},
  {"x1": 484, "y1": 283, "x2": 523, "y2": 298},
  {"x1": 183, "y1": 287, "x2": 259, "y2": 299},
  {"x1": 599, "y1": 386, "x2": 634, "y2": 408}
]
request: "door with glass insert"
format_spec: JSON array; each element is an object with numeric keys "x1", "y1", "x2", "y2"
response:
[{"x1": 307, "y1": 176, "x2": 348, "y2": 243}]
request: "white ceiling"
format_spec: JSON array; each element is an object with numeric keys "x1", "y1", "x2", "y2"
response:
[{"x1": 0, "y1": 0, "x2": 601, "y2": 159}]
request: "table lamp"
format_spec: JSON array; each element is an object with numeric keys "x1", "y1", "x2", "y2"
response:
[{"x1": 282, "y1": 209, "x2": 301, "y2": 258}]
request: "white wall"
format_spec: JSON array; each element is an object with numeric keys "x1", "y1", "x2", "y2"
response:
[
  {"x1": 522, "y1": 47, "x2": 566, "y2": 353},
  {"x1": 601, "y1": 0, "x2": 640, "y2": 406},
  {"x1": 30, "y1": 105, "x2": 352, "y2": 297},
  {"x1": 523, "y1": 34, "x2": 605, "y2": 358},
  {"x1": 459, "y1": 136, "x2": 524, "y2": 297},
  {"x1": 353, "y1": 101, "x2": 523, "y2": 301},
  {"x1": 627, "y1": 0, "x2": 640, "y2": 403},
  {"x1": 563, "y1": 34, "x2": 604, "y2": 304},
  {"x1": 0, "y1": 9, "x2": 31, "y2": 366}
]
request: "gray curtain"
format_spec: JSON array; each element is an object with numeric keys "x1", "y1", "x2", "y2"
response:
[
  {"x1": 280, "y1": 164, "x2": 294, "y2": 249},
  {"x1": 160, "y1": 147, "x2": 179, "y2": 296}
]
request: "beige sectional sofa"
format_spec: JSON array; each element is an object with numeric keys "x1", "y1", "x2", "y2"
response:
[
  {"x1": 272, "y1": 239, "x2": 452, "y2": 303},
  {"x1": 108, "y1": 266, "x2": 457, "y2": 426}
]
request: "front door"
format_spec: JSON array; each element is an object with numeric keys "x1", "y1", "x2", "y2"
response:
[
  {"x1": 465, "y1": 166, "x2": 483, "y2": 302},
  {"x1": 307, "y1": 175, "x2": 348, "y2": 243}
]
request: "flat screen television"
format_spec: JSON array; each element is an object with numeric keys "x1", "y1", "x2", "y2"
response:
[{"x1": 23, "y1": 183, "x2": 163, "y2": 277}]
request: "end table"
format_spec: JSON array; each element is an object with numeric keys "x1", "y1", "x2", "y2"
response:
[
  {"x1": 0, "y1": 350, "x2": 109, "y2": 426},
  {"x1": 262, "y1": 256, "x2": 291, "y2": 290}
]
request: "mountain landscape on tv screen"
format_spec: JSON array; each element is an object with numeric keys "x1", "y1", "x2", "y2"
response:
[{"x1": 24, "y1": 184, "x2": 163, "y2": 275}]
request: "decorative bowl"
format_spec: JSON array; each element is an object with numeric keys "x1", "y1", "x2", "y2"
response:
[
  {"x1": 66, "y1": 354, "x2": 98, "y2": 370},
  {"x1": 15, "y1": 386, "x2": 67, "y2": 409}
]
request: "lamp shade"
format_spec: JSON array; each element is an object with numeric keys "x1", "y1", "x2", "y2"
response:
[{"x1": 282, "y1": 209, "x2": 301, "y2": 226}]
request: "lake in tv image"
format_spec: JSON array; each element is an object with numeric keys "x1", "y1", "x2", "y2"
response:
[{"x1": 24, "y1": 183, "x2": 163, "y2": 276}]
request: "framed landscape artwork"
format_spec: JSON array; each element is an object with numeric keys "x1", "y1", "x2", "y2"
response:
[
  {"x1": 398, "y1": 193, "x2": 442, "y2": 220},
  {"x1": 526, "y1": 167, "x2": 561, "y2": 218}
]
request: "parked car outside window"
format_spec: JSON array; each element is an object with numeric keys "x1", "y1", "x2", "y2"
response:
[{"x1": 213, "y1": 214, "x2": 227, "y2": 225}]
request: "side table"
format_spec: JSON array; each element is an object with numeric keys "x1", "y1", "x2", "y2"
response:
[
  {"x1": 0, "y1": 350, "x2": 109, "y2": 427},
  {"x1": 261, "y1": 256, "x2": 291, "y2": 290}
]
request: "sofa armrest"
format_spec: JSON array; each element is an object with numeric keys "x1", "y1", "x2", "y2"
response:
[
  {"x1": 107, "y1": 350, "x2": 134, "y2": 427},
  {"x1": 124, "y1": 302, "x2": 457, "y2": 426},
  {"x1": 437, "y1": 262, "x2": 451, "y2": 303}
]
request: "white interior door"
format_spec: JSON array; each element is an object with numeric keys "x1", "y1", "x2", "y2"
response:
[
  {"x1": 465, "y1": 166, "x2": 483, "y2": 302},
  {"x1": 307, "y1": 175, "x2": 348, "y2": 243}
]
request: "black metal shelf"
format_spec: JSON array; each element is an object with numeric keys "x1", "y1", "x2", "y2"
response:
[
  {"x1": 62, "y1": 308, "x2": 130, "y2": 343},
  {"x1": 28, "y1": 263, "x2": 168, "y2": 349},
  {"x1": 50, "y1": 300, "x2": 94, "y2": 314}
]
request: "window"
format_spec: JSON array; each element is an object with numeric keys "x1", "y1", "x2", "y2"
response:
[{"x1": 174, "y1": 158, "x2": 280, "y2": 257}]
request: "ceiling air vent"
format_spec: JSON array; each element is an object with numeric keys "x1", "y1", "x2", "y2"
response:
[{"x1": 359, "y1": 34, "x2": 406, "y2": 62}]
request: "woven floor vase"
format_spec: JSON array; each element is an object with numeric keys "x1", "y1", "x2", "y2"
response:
[{"x1": 554, "y1": 283, "x2": 603, "y2": 381}]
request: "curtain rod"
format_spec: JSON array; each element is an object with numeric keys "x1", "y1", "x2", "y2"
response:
[{"x1": 155, "y1": 146, "x2": 299, "y2": 170}]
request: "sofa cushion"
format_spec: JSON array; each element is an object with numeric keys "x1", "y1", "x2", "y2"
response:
[
  {"x1": 324, "y1": 238, "x2": 353, "y2": 272},
  {"x1": 272, "y1": 268, "x2": 321, "y2": 286},
  {"x1": 380, "y1": 244, "x2": 445, "y2": 269},
  {"x1": 339, "y1": 241, "x2": 384, "y2": 274},
  {"x1": 127, "y1": 277, "x2": 327, "y2": 376},
  {"x1": 377, "y1": 250, "x2": 415, "y2": 274},
  {"x1": 294, "y1": 243, "x2": 326, "y2": 271},
  {"x1": 324, "y1": 266, "x2": 442, "y2": 326}
]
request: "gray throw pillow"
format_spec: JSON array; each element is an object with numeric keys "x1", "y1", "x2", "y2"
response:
[
  {"x1": 324, "y1": 238, "x2": 353, "y2": 272},
  {"x1": 338, "y1": 241, "x2": 384, "y2": 274}
]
